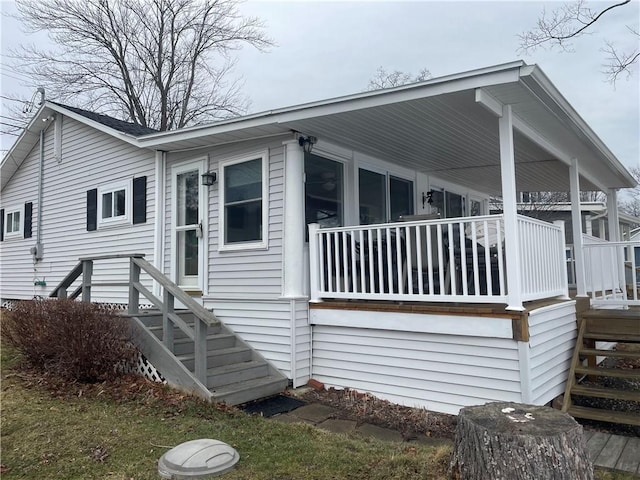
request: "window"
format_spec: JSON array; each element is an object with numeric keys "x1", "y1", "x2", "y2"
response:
[
  {"x1": 97, "y1": 180, "x2": 131, "y2": 227},
  {"x1": 430, "y1": 188, "x2": 464, "y2": 218},
  {"x1": 3, "y1": 205, "x2": 24, "y2": 238},
  {"x1": 305, "y1": 154, "x2": 344, "y2": 229},
  {"x1": 220, "y1": 153, "x2": 267, "y2": 249},
  {"x1": 358, "y1": 168, "x2": 414, "y2": 224}
]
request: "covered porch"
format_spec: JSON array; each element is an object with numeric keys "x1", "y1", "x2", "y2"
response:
[{"x1": 278, "y1": 62, "x2": 637, "y2": 312}]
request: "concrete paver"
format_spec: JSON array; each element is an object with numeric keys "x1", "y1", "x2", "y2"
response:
[
  {"x1": 356, "y1": 423, "x2": 404, "y2": 443},
  {"x1": 317, "y1": 419, "x2": 357, "y2": 434},
  {"x1": 287, "y1": 404, "x2": 337, "y2": 423}
]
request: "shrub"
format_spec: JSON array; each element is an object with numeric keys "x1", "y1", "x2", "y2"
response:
[{"x1": 1, "y1": 299, "x2": 137, "y2": 382}]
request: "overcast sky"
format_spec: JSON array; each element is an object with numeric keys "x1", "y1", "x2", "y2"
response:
[{"x1": 1, "y1": 0, "x2": 639, "y2": 173}]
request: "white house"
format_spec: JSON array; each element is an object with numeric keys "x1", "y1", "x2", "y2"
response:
[{"x1": 1, "y1": 61, "x2": 637, "y2": 414}]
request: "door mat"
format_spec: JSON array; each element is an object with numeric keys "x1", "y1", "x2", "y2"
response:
[{"x1": 241, "y1": 395, "x2": 306, "y2": 418}]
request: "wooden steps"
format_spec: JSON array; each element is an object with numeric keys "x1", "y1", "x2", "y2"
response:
[
  {"x1": 562, "y1": 309, "x2": 640, "y2": 427},
  {"x1": 130, "y1": 311, "x2": 288, "y2": 405},
  {"x1": 566, "y1": 406, "x2": 640, "y2": 427}
]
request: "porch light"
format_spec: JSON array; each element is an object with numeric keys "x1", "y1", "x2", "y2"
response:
[
  {"x1": 298, "y1": 135, "x2": 317, "y2": 154},
  {"x1": 201, "y1": 171, "x2": 217, "y2": 186}
]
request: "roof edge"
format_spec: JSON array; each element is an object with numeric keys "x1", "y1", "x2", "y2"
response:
[{"x1": 519, "y1": 65, "x2": 636, "y2": 189}]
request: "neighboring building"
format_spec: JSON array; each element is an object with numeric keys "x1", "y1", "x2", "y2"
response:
[
  {"x1": 511, "y1": 201, "x2": 640, "y2": 244},
  {"x1": 1, "y1": 61, "x2": 637, "y2": 414}
]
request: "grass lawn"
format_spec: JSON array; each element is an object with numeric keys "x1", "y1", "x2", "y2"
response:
[
  {"x1": 1, "y1": 343, "x2": 636, "y2": 480},
  {"x1": 1, "y1": 344, "x2": 451, "y2": 479}
]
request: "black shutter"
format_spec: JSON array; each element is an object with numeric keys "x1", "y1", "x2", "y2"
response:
[
  {"x1": 87, "y1": 189, "x2": 98, "y2": 231},
  {"x1": 132, "y1": 176, "x2": 147, "y2": 224},
  {"x1": 0, "y1": 209, "x2": 4, "y2": 241},
  {"x1": 24, "y1": 202, "x2": 33, "y2": 238}
]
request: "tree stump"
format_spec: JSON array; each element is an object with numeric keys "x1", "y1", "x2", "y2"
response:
[{"x1": 450, "y1": 402, "x2": 593, "y2": 480}]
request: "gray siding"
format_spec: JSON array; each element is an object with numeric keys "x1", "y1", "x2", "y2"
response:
[
  {"x1": 311, "y1": 322, "x2": 522, "y2": 415},
  {"x1": 528, "y1": 301, "x2": 577, "y2": 404},
  {"x1": 1, "y1": 116, "x2": 156, "y2": 303}
]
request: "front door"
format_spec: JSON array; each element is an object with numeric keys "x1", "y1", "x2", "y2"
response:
[{"x1": 171, "y1": 160, "x2": 207, "y2": 291}]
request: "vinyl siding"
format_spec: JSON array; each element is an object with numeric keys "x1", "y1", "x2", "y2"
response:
[
  {"x1": 203, "y1": 298, "x2": 295, "y2": 378},
  {"x1": 0, "y1": 116, "x2": 156, "y2": 303},
  {"x1": 311, "y1": 319, "x2": 522, "y2": 415},
  {"x1": 527, "y1": 301, "x2": 577, "y2": 404},
  {"x1": 164, "y1": 137, "x2": 288, "y2": 296},
  {"x1": 292, "y1": 298, "x2": 311, "y2": 386}
]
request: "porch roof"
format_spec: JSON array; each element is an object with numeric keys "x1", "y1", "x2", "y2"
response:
[{"x1": 135, "y1": 61, "x2": 634, "y2": 195}]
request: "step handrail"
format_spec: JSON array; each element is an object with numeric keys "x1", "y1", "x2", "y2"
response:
[
  {"x1": 128, "y1": 256, "x2": 219, "y2": 327},
  {"x1": 50, "y1": 253, "x2": 218, "y2": 384},
  {"x1": 49, "y1": 261, "x2": 83, "y2": 299}
]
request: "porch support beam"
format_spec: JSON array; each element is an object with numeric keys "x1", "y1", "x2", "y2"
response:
[
  {"x1": 607, "y1": 188, "x2": 620, "y2": 242},
  {"x1": 570, "y1": 158, "x2": 587, "y2": 296},
  {"x1": 153, "y1": 150, "x2": 166, "y2": 297},
  {"x1": 475, "y1": 88, "x2": 605, "y2": 191},
  {"x1": 282, "y1": 139, "x2": 306, "y2": 298},
  {"x1": 498, "y1": 104, "x2": 524, "y2": 311}
]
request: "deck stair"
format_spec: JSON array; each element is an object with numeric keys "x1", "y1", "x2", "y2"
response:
[
  {"x1": 50, "y1": 253, "x2": 288, "y2": 406},
  {"x1": 561, "y1": 309, "x2": 640, "y2": 426},
  {"x1": 129, "y1": 311, "x2": 288, "y2": 405}
]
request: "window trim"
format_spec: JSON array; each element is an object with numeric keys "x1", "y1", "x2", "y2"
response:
[
  {"x1": 97, "y1": 179, "x2": 132, "y2": 228},
  {"x1": 3, "y1": 204, "x2": 24, "y2": 239},
  {"x1": 218, "y1": 151, "x2": 269, "y2": 252}
]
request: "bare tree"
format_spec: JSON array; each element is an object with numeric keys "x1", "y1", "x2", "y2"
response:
[
  {"x1": 518, "y1": 0, "x2": 638, "y2": 83},
  {"x1": 619, "y1": 166, "x2": 640, "y2": 219},
  {"x1": 366, "y1": 66, "x2": 432, "y2": 91},
  {"x1": 11, "y1": 0, "x2": 272, "y2": 131}
]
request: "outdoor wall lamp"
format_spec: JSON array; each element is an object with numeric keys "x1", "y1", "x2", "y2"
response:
[
  {"x1": 298, "y1": 135, "x2": 317, "y2": 154},
  {"x1": 201, "y1": 171, "x2": 217, "y2": 186},
  {"x1": 422, "y1": 190, "x2": 434, "y2": 208}
]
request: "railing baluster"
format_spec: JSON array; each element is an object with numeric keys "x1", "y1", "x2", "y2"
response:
[
  {"x1": 416, "y1": 225, "x2": 424, "y2": 295},
  {"x1": 81, "y1": 259, "x2": 93, "y2": 303},
  {"x1": 367, "y1": 230, "x2": 374, "y2": 294},
  {"x1": 163, "y1": 288, "x2": 175, "y2": 351},
  {"x1": 128, "y1": 258, "x2": 141, "y2": 315},
  {"x1": 359, "y1": 230, "x2": 366, "y2": 293},
  {"x1": 194, "y1": 318, "x2": 207, "y2": 385}
]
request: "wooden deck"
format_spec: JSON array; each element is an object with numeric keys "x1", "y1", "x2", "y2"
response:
[{"x1": 585, "y1": 430, "x2": 640, "y2": 475}]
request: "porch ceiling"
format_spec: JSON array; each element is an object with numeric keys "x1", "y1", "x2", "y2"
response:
[{"x1": 278, "y1": 90, "x2": 596, "y2": 196}]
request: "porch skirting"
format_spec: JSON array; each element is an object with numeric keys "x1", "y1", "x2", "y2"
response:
[{"x1": 309, "y1": 300, "x2": 576, "y2": 415}]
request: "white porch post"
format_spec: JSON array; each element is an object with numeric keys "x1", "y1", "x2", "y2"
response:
[
  {"x1": 607, "y1": 188, "x2": 627, "y2": 298},
  {"x1": 499, "y1": 104, "x2": 524, "y2": 311},
  {"x1": 570, "y1": 158, "x2": 587, "y2": 296},
  {"x1": 607, "y1": 188, "x2": 620, "y2": 242},
  {"x1": 282, "y1": 139, "x2": 306, "y2": 298},
  {"x1": 153, "y1": 150, "x2": 166, "y2": 297}
]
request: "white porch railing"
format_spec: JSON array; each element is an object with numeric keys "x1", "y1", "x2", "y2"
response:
[
  {"x1": 582, "y1": 235, "x2": 640, "y2": 306},
  {"x1": 517, "y1": 216, "x2": 568, "y2": 302},
  {"x1": 308, "y1": 214, "x2": 567, "y2": 305}
]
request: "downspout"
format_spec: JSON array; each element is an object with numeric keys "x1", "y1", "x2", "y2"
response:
[{"x1": 32, "y1": 127, "x2": 46, "y2": 261}]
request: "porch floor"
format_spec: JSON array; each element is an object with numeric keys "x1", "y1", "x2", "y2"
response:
[{"x1": 584, "y1": 430, "x2": 640, "y2": 475}]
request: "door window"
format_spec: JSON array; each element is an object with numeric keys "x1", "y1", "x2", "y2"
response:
[{"x1": 176, "y1": 169, "x2": 200, "y2": 286}]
